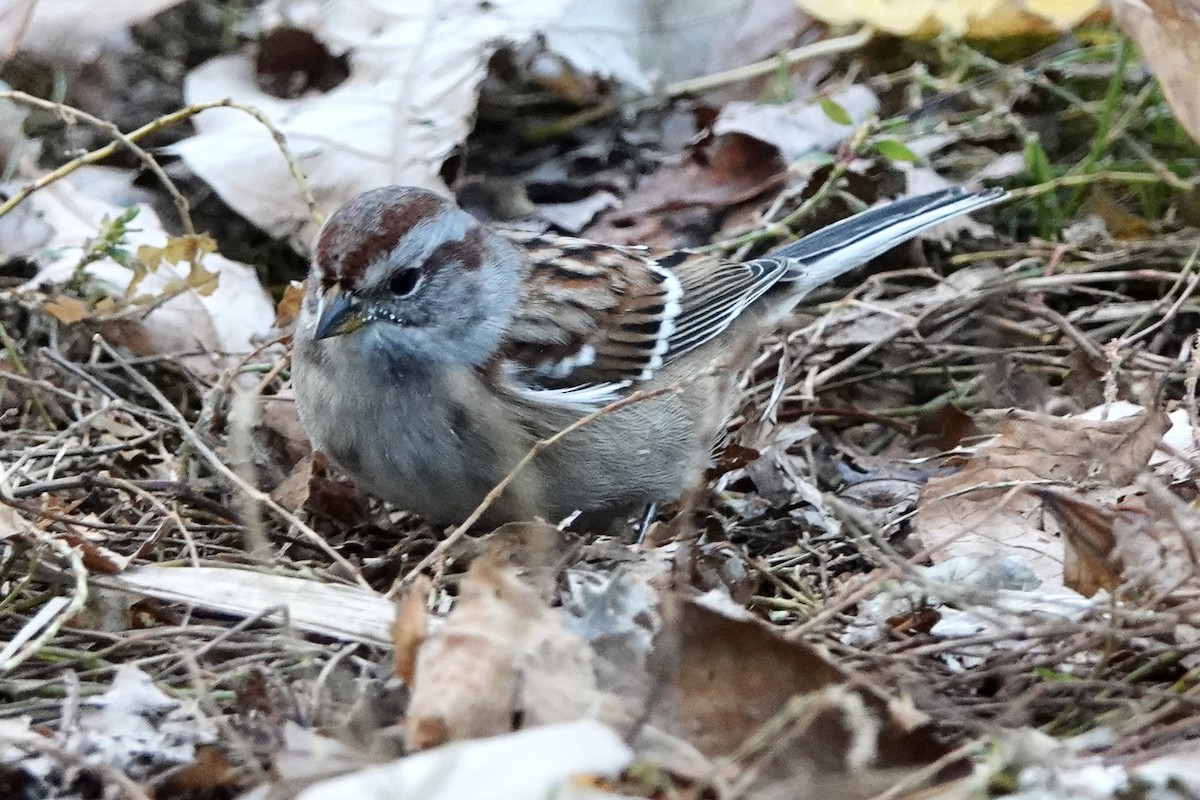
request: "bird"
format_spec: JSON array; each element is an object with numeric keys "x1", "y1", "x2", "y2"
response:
[{"x1": 291, "y1": 184, "x2": 1006, "y2": 529}]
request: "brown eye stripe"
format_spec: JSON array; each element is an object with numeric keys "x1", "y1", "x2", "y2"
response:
[
  {"x1": 315, "y1": 188, "x2": 444, "y2": 288},
  {"x1": 425, "y1": 226, "x2": 486, "y2": 273}
]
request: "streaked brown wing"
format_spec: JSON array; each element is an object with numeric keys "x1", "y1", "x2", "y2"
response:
[
  {"x1": 662, "y1": 253, "x2": 790, "y2": 359},
  {"x1": 500, "y1": 231, "x2": 682, "y2": 385}
]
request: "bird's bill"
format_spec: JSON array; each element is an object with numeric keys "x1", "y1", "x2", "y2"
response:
[{"x1": 312, "y1": 283, "x2": 364, "y2": 340}]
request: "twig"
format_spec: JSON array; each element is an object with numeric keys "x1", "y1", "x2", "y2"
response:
[
  {"x1": 91, "y1": 335, "x2": 368, "y2": 589},
  {"x1": 1, "y1": 528, "x2": 88, "y2": 673},
  {"x1": 663, "y1": 28, "x2": 873, "y2": 97},
  {"x1": 0, "y1": 322, "x2": 54, "y2": 428},
  {"x1": 0, "y1": 94, "x2": 321, "y2": 229},
  {"x1": 0, "y1": 91, "x2": 196, "y2": 233}
]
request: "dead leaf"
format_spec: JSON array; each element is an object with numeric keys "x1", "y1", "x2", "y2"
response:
[
  {"x1": 42, "y1": 295, "x2": 89, "y2": 324},
  {"x1": 274, "y1": 721, "x2": 632, "y2": 800},
  {"x1": 1045, "y1": 478, "x2": 1200, "y2": 600},
  {"x1": 20, "y1": 180, "x2": 273, "y2": 378},
  {"x1": 642, "y1": 596, "x2": 954, "y2": 797},
  {"x1": 1084, "y1": 190, "x2": 1155, "y2": 239},
  {"x1": 1038, "y1": 487, "x2": 1125, "y2": 596},
  {"x1": 796, "y1": 0, "x2": 1105, "y2": 37},
  {"x1": 588, "y1": 133, "x2": 786, "y2": 247},
  {"x1": 1114, "y1": 0, "x2": 1200, "y2": 146},
  {"x1": 405, "y1": 555, "x2": 603, "y2": 749},
  {"x1": 544, "y1": 0, "x2": 806, "y2": 93},
  {"x1": 270, "y1": 456, "x2": 316, "y2": 511},
  {"x1": 65, "y1": 665, "x2": 217, "y2": 782},
  {"x1": 392, "y1": 576, "x2": 432, "y2": 684},
  {"x1": 274, "y1": 280, "x2": 306, "y2": 331},
  {"x1": 0, "y1": 0, "x2": 186, "y2": 60},
  {"x1": 712, "y1": 85, "x2": 878, "y2": 163},
  {"x1": 915, "y1": 407, "x2": 1171, "y2": 586}
]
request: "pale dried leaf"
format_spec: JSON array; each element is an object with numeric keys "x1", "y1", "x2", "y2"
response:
[
  {"x1": 66, "y1": 665, "x2": 217, "y2": 781},
  {"x1": 545, "y1": 0, "x2": 802, "y2": 92},
  {"x1": 174, "y1": 0, "x2": 571, "y2": 245},
  {"x1": 713, "y1": 86, "x2": 879, "y2": 163},
  {"x1": 0, "y1": 0, "x2": 186, "y2": 59},
  {"x1": 405, "y1": 555, "x2": 602, "y2": 749},
  {"x1": 914, "y1": 407, "x2": 1170, "y2": 586},
  {"x1": 284, "y1": 720, "x2": 632, "y2": 800},
  {"x1": 1113, "y1": 0, "x2": 1200, "y2": 146},
  {"x1": 41, "y1": 295, "x2": 89, "y2": 324},
  {"x1": 97, "y1": 566, "x2": 396, "y2": 644}
]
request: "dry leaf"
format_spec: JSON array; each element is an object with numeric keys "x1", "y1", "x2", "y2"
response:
[
  {"x1": 175, "y1": 0, "x2": 810, "y2": 246},
  {"x1": 174, "y1": 0, "x2": 571, "y2": 244},
  {"x1": 1045, "y1": 478, "x2": 1200, "y2": 600},
  {"x1": 0, "y1": 0, "x2": 186, "y2": 59},
  {"x1": 545, "y1": 0, "x2": 804, "y2": 92},
  {"x1": 587, "y1": 133, "x2": 786, "y2": 247},
  {"x1": 914, "y1": 407, "x2": 1170, "y2": 586},
  {"x1": 1114, "y1": 0, "x2": 1200, "y2": 146},
  {"x1": 42, "y1": 295, "x2": 89, "y2": 324},
  {"x1": 1038, "y1": 487, "x2": 1125, "y2": 596},
  {"x1": 279, "y1": 721, "x2": 632, "y2": 800},
  {"x1": 392, "y1": 576, "x2": 432, "y2": 685},
  {"x1": 796, "y1": 0, "x2": 1105, "y2": 37},
  {"x1": 405, "y1": 555, "x2": 602, "y2": 749},
  {"x1": 643, "y1": 596, "x2": 954, "y2": 797},
  {"x1": 274, "y1": 280, "x2": 306, "y2": 331},
  {"x1": 712, "y1": 85, "x2": 879, "y2": 163},
  {"x1": 19, "y1": 181, "x2": 273, "y2": 378},
  {"x1": 1084, "y1": 190, "x2": 1155, "y2": 239}
]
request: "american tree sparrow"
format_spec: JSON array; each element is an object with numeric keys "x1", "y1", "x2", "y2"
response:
[{"x1": 292, "y1": 185, "x2": 1005, "y2": 527}]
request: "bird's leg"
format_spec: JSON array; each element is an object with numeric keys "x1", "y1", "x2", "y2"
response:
[{"x1": 634, "y1": 503, "x2": 658, "y2": 546}]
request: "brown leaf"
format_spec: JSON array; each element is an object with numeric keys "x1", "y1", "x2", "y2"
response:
[
  {"x1": 915, "y1": 407, "x2": 1170, "y2": 586},
  {"x1": 643, "y1": 597, "x2": 954, "y2": 797},
  {"x1": 404, "y1": 555, "x2": 601, "y2": 749},
  {"x1": 1114, "y1": 0, "x2": 1200, "y2": 146},
  {"x1": 1084, "y1": 190, "x2": 1155, "y2": 239},
  {"x1": 42, "y1": 294, "x2": 90, "y2": 324},
  {"x1": 159, "y1": 747, "x2": 237, "y2": 795},
  {"x1": 1038, "y1": 487, "x2": 1122, "y2": 596},
  {"x1": 270, "y1": 456, "x2": 314, "y2": 510},
  {"x1": 1042, "y1": 479, "x2": 1200, "y2": 601},
  {"x1": 392, "y1": 575, "x2": 432, "y2": 684},
  {"x1": 274, "y1": 280, "x2": 306, "y2": 330},
  {"x1": 914, "y1": 403, "x2": 977, "y2": 451},
  {"x1": 587, "y1": 133, "x2": 785, "y2": 247},
  {"x1": 185, "y1": 260, "x2": 220, "y2": 296}
]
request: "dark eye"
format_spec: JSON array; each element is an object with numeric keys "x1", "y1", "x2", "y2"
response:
[{"x1": 387, "y1": 269, "x2": 422, "y2": 297}]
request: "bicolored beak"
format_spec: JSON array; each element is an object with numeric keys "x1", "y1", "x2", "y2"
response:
[{"x1": 313, "y1": 283, "x2": 365, "y2": 340}]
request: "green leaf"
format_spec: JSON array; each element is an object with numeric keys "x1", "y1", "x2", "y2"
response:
[
  {"x1": 873, "y1": 138, "x2": 920, "y2": 163},
  {"x1": 819, "y1": 97, "x2": 853, "y2": 126}
]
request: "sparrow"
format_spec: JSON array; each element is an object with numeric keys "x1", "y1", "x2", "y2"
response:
[{"x1": 291, "y1": 184, "x2": 1006, "y2": 528}]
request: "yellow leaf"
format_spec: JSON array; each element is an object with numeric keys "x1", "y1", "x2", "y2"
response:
[
  {"x1": 274, "y1": 280, "x2": 306, "y2": 329},
  {"x1": 186, "y1": 261, "x2": 220, "y2": 296},
  {"x1": 43, "y1": 295, "x2": 90, "y2": 324},
  {"x1": 795, "y1": 0, "x2": 1105, "y2": 37},
  {"x1": 136, "y1": 244, "x2": 164, "y2": 270},
  {"x1": 161, "y1": 233, "x2": 217, "y2": 265}
]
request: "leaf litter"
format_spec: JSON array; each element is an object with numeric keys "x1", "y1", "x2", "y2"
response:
[{"x1": 4, "y1": 1, "x2": 1200, "y2": 799}]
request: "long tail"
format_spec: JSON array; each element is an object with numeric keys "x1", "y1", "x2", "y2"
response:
[{"x1": 774, "y1": 186, "x2": 1007, "y2": 296}]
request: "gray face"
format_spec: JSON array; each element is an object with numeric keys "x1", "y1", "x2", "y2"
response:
[{"x1": 305, "y1": 186, "x2": 522, "y2": 367}]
